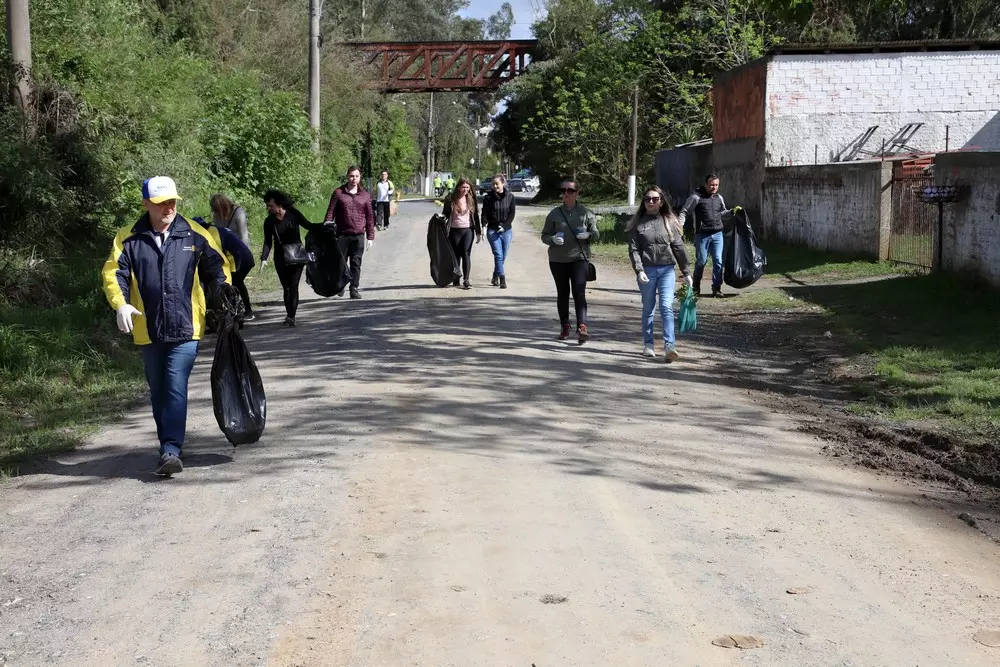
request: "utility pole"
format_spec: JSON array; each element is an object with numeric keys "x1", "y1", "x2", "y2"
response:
[
  {"x1": 308, "y1": 0, "x2": 321, "y2": 153},
  {"x1": 475, "y1": 114, "x2": 481, "y2": 187},
  {"x1": 425, "y1": 92, "x2": 434, "y2": 196},
  {"x1": 5, "y1": 0, "x2": 32, "y2": 112},
  {"x1": 628, "y1": 85, "x2": 638, "y2": 207}
]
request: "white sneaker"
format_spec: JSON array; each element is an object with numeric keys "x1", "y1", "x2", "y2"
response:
[
  {"x1": 665, "y1": 347, "x2": 680, "y2": 363},
  {"x1": 642, "y1": 345, "x2": 655, "y2": 357}
]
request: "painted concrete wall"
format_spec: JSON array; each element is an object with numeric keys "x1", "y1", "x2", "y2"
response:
[
  {"x1": 761, "y1": 161, "x2": 892, "y2": 257},
  {"x1": 936, "y1": 152, "x2": 1000, "y2": 287},
  {"x1": 714, "y1": 137, "x2": 766, "y2": 226},
  {"x1": 765, "y1": 52, "x2": 1000, "y2": 166},
  {"x1": 714, "y1": 62, "x2": 766, "y2": 143}
]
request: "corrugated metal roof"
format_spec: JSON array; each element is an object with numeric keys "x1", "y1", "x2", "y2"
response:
[{"x1": 768, "y1": 39, "x2": 1000, "y2": 56}]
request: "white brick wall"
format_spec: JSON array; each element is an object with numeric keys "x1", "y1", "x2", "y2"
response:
[{"x1": 765, "y1": 52, "x2": 1000, "y2": 165}]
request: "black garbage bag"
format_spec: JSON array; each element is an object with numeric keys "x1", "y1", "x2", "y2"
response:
[
  {"x1": 305, "y1": 226, "x2": 349, "y2": 297},
  {"x1": 427, "y1": 213, "x2": 460, "y2": 287},
  {"x1": 723, "y1": 209, "x2": 767, "y2": 289},
  {"x1": 211, "y1": 295, "x2": 266, "y2": 446}
]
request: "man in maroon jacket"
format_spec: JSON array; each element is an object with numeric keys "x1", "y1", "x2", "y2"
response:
[{"x1": 324, "y1": 165, "x2": 376, "y2": 298}]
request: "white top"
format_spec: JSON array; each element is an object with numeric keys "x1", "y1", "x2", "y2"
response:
[{"x1": 375, "y1": 181, "x2": 393, "y2": 203}]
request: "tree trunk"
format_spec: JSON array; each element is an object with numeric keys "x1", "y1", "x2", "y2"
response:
[
  {"x1": 308, "y1": 0, "x2": 321, "y2": 153},
  {"x1": 5, "y1": 0, "x2": 32, "y2": 112}
]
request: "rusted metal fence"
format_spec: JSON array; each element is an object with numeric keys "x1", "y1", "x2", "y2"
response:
[{"x1": 888, "y1": 160, "x2": 936, "y2": 268}]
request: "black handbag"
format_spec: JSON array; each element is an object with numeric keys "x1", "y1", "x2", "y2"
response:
[
  {"x1": 274, "y1": 224, "x2": 308, "y2": 265},
  {"x1": 559, "y1": 209, "x2": 597, "y2": 282}
]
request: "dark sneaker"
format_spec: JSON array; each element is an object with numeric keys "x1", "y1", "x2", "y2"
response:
[
  {"x1": 283, "y1": 317, "x2": 296, "y2": 327},
  {"x1": 558, "y1": 324, "x2": 571, "y2": 340},
  {"x1": 155, "y1": 453, "x2": 183, "y2": 476},
  {"x1": 499, "y1": 276, "x2": 507, "y2": 289},
  {"x1": 712, "y1": 287, "x2": 723, "y2": 298},
  {"x1": 577, "y1": 323, "x2": 590, "y2": 345},
  {"x1": 462, "y1": 281, "x2": 471, "y2": 290},
  {"x1": 350, "y1": 288, "x2": 361, "y2": 299},
  {"x1": 452, "y1": 279, "x2": 460, "y2": 287},
  {"x1": 491, "y1": 273, "x2": 499, "y2": 286}
]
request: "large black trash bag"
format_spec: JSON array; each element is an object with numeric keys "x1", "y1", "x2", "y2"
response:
[
  {"x1": 427, "y1": 213, "x2": 461, "y2": 287},
  {"x1": 723, "y1": 209, "x2": 767, "y2": 289},
  {"x1": 211, "y1": 295, "x2": 266, "y2": 446},
  {"x1": 305, "y1": 226, "x2": 349, "y2": 297}
]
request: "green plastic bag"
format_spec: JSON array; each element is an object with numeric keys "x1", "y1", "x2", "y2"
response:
[{"x1": 678, "y1": 284, "x2": 697, "y2": 334}]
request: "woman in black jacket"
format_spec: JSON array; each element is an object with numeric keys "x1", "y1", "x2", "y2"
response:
[
  {"x1": 260, "y1": 190, "x2": 323, "y2": 327},
  {"x1": 482, "y1": 174, "x2": 516, "y2": 288}
]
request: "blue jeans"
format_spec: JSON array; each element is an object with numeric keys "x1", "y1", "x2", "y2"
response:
[
  {"x1": 638, "y1": 265, "x2": 677, "y2": 348},
  {"x1": 694, "y1": 231, "x2": 724, "y2": 290},
  {"x1": 487, "y1": 228, "x2": 513, "y2": 276},
  {"x1": 140, "y1": 341, "x2": 199, "y2": 457}
]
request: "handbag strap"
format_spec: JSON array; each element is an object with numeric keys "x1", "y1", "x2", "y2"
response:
[{"x1": 558, "y1": 207, "x2": 591, "y2": 261}]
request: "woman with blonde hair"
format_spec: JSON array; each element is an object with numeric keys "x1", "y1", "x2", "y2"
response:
[
  {"x1": 627, "y1": 185, "x2": 692, "y2": 362},
  {"x1": 441, "y1": 176, "x2": 482, "y2": 289},
  {"x1": 210, "y1": 193, "x2": 250, "y2": 247}
]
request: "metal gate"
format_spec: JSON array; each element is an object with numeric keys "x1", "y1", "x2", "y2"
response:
[{"x1": 888, "y1": 159, "x2": 935, "y2": 268}]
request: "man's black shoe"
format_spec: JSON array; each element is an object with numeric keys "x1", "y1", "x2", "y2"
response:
[
  {"x1": 350, "y1": 289, "x2": 362, "y2": 299},
  {"x1": 155, "y1": 453, "x2": 183, "y2": 476},
  {"x1": 452, "y1": 279, "x2": 460, "y2": 287},
  {"x1": 712, "y1": 287, "x2": 723, "y2": 298}
]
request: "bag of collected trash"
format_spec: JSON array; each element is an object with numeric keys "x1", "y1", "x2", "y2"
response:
[
  {"x1": 427, "y1": 213, "x2": 461, "y2": 287},
  {"x1": 305, "y1": 226, "x2": 349, "y2": 297},
  {"x1": 211, "y1": 291, "x2": 266, "y2": 446},
  {"x1": 723, "y1": 209, "x2": 767, "y2": 289},
  {"x1": 678, "y1": 284, "x2": 697, "y2": 334}
]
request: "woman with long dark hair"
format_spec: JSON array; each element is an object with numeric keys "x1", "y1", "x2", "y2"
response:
[
  {"x1": 260, "y1": 190, "x2": 322, "y2": 327},
  {"x1": 540, "y1": 178, "x2": 599, "y2": 344},
  {"x1": 626, "y1": 185, "x2": 692, "y2": 362},
  {"x1": 482, "y1": 173, "x2": 516, "y2": 288},
  {"x1": 442, "y1": 177, "x2": 482, "y2": 289}
]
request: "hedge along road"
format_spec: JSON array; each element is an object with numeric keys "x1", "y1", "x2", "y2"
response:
[{"x1": 2, "y1": 200, "x2": 999, "y2": 666}]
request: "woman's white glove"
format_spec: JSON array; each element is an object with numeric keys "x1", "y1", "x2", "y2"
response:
[
  {"x1": 575, "y1": 230, "x2": 590, "y2": 240},
  {"x1": 365, "y1": 239, "x2": 374, "y2": 251},
  {"x1": 116, "y1": 305, "x2": 142, "y2": 334},
  {"x1": 685, "y1": 274, "x2": 693, "y2": 288},
  {"x1": 638, "y1": 271, "x2": 649, "y2": 284},
  {"x1": 552, "y1": 234, "x2": 565, "y2": 246},
  {"x1": 258, "y1": 259, "x2": 268, "y2": 274}
]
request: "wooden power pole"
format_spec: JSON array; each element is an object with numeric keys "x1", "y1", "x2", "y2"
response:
[
  {"x1": 628, "y1": 85, "x2": 638, "y2": 206},
  {"x1": 5, "y1": 0, "x2": 32, "y2": 112},
  {"x1": 308, "y1": 0, "x2": 321, "y2": 153}
]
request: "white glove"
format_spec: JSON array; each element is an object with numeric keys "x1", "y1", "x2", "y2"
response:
[
  {"x1": 365, "y1": 239, "x2": 374, "y2": 251},
  {"x1": 116, "y1": 305, "x2": 142, "y2": 334},
  {"x1": 638, "y1": 271, "x2": 649, "y2": 284},
  {"x1": 258, "y1": 259, "x2": 267, "y2": 274},
  {"x1": 552, "y1": 234, "x2": 565, "y2": 246},
  {"x1": 685, "y1": 274, "x2": 693, "y2": 288},
  {"x1": 575, "y1": 231, "x2": 590, "y2": 240}
]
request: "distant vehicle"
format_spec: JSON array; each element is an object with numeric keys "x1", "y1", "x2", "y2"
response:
[{"x1": 508, "y1": 178, "x2": 527, "y2": 192}]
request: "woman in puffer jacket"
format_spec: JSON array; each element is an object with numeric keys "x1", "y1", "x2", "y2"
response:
[{"x1": 626, "y1": 185, "x2": 693, "y2": 363}]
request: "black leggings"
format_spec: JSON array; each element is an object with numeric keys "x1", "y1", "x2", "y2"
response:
[
  {"x1": 233, "y1": 267, "x2": 252, "y2": 314},
  {"x1": 275, "y1": 262, "x2": 304, "y2": 319},
  {"x1": 549, "y1": 260, "x2": 589, "y2": 326},
  {"x1": 376, "y1": 201, "x2": 391, "y2": 228},
  {"x1": 449, "y1": 228, "x2": 474, "y2": 282}
]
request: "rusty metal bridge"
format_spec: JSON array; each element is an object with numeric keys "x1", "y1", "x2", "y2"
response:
[{"x1": 348, "y1": 40, "x2": 537, "y2": 93}]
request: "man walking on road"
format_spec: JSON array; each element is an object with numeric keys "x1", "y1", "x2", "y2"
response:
[
  {"x1": 374, "y1": 170, "x2": 395, "y2": 231},
  {"x1": 102, "y1": 176, "x2": 230, "y2": 476},
  {"x1": 678, "y1": 173, "x2": 741, "y2": 297},
  {"x1": 324, "y1": 165, "x2": 375, "y2": 299},
  {"x1": 433, "y1": 174, "x2": 443, "y2": 198}
]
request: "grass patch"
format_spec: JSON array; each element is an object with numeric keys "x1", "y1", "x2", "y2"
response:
[
  {"x1": 762, "y1": 242, "x2": 916, "y2": 282},
  {"x1": 785, "y1": 273, "x2": 1000, "y2": 439},
  {"x1": 0, "y1": 251, "x2": 146, "y2": 473}
]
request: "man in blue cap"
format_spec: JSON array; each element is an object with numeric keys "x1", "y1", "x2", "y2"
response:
[{"x1": 102, "y1": 176, "x2": 231, "y2": 476}]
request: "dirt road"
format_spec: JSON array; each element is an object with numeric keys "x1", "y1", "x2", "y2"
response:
[{"x1": 2, "y1": 201, "x2": 1000, "y2": 666}]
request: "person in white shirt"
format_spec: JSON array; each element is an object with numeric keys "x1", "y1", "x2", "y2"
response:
[{"x1": 374, "y1": 170, "x2": 395, "y2": 231}]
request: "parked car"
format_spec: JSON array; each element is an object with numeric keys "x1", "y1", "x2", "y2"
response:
[{"x1": 508, "y1": 178, "x2": 527, "y2": 192}]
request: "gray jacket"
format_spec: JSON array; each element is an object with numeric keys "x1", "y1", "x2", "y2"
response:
[
  {"x1": 627, "y1": 214, "x2": 690, "y2": 276},
  {"x1": 214, "y1": 206, "x2": 250, "y2": 247},
  {"x1": 541, "y1": 205, "x2": 600, "y2": 263}
]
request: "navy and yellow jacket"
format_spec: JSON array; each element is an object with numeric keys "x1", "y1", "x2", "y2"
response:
[
  {"x1": 194, "y1": 217, "x2": 254, "y2": 275},
  {"x1": 102, "y1": 214, "x2": 231, "y2": 346}
]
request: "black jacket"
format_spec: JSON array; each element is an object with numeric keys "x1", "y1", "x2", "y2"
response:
[
  {"x1": 482, "y1": 189, "x2": 516, "y2": 232},
  {"x1": 679, "y1": 187, "x2": 731, "y2": 234},
  {"x1": 261, "y1": 207, "x2": 322, "y2": 266}
]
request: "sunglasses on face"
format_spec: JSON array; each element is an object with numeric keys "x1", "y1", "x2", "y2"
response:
[
  {"x1": 644, "y1": 196, "x2": 661, "y2": 202},
  {"x1": 560, "y1": 188, "x2": 577, "y2": 194}
]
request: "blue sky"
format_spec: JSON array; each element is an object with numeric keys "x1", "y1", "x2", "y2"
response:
[{"x1": 459, "y1": 0, "x2": 542, "y2": 40}]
